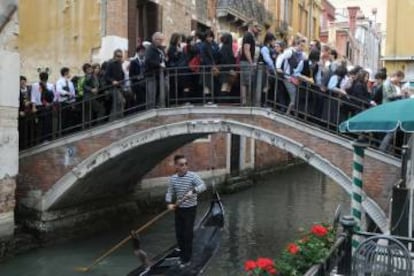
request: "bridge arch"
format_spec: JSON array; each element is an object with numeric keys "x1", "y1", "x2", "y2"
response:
[{"x1": 41, "y1": 118, "x2": 389, "y2": 232}]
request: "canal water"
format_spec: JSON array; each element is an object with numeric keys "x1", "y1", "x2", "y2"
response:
[{"x1": 0, "y1": 164, "x2": 350, "y2": 276}]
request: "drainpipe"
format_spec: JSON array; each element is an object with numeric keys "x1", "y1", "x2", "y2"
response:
[
  {"x1": 308, "y1": 0, "x2": 313, "y2": 39},
  {"x1": 101, "y1": 0, "x2": 107, "y2": 36}
]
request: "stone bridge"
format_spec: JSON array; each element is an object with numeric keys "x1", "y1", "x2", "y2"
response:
[{"x1": 18, "y1": 106, "x2": 401, "y2": 234}]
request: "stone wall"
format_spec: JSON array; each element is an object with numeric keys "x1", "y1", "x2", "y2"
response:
[
  {"x1": 0, "y1": 6, "x2": 18, "y2": 52},
  {"x1": 0, "y1": 48, "x2": 19, "y2": 243},
  {"x1": 0, "y1": 1, "x2": 18, "y2": 257}
]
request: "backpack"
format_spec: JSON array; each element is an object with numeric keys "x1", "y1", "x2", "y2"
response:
[
  {"x1": 287, "y1": 49, "x2": 302, "y2": 74},
  {"x1": 40, "y1": 83, "x2": 54, "y2": 104},
  {"x1": 76, "y1": 76, "x2": 86, "y2": 98}
]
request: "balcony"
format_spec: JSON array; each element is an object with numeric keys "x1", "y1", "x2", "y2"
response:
[{"x1": 216, "y1": 0, "x2": 271, "y2": 24}]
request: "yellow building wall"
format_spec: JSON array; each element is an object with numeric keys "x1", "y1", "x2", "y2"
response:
[
  {"x1": 384, "y1": 0, "x2": 414, "y2": 73},
  {"x1": 385, "y1": 0, "x2": 414, "y2": 58},
  {"x1": 293, "y1": 0, "x2": 302, "y2": 35},
  {"x1": 19, "y1": 0, "x2": 102, "y2": 81},
  {"x1": 271, "y1": 0, "x2": 321, "y2": 42},
  {"x1": 385, "y1": 62, "x2": 410, "y2": 73}
]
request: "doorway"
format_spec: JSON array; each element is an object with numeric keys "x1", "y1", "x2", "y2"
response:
[{"x1": 128, "y1": 0, "x2": 163, "y2": 56}]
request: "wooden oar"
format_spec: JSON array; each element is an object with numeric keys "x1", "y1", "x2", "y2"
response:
[{"x1": 75, "y1": 191, "x2": 192, "y2": 272}]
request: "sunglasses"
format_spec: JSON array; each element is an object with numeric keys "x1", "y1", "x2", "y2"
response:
[{"x1": 177, "y1": 162, "x2": 188, "y2": 166}]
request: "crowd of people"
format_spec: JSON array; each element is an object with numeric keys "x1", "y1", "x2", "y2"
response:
[{"x1": 18, "y1": 20, "x2": 413, "y2": 151}]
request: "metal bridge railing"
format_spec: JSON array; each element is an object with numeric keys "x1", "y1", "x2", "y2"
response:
[
  {"x1": 311, "y1": 216, "x2": 414, "y2": 275},
  {"x1": 18, "y1": 63, "x2": 407, "y2": 156}
]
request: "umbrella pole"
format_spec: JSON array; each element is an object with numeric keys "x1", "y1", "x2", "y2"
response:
[{"x1": 351, "y1": 141, "x2": 367, "y2": 251}]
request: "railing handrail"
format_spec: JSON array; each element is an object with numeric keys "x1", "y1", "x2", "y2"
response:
[
  {"x1": 355, "y1": 230, "x2": 414, "y2": 245},
  {"x1": 19, "y1": 63, "x2": 407, "y2": 157}
]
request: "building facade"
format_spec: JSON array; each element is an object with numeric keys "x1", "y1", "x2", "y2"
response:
[
  {"x1": 384, "y1": 0, "x2": 414, "y2": 80},
  {"x1": 17, "y1": 0, "x2": 325, "y2": 81},
  {"x1": 269, "y1": 0, "x2": 322, "y2": 41},
  {"x1": 321, "y1": 5, "x2": 381, "y2": 75},
  {"x1": 18, "y1": 0, "x2": 275, "y2": 81},
  {"x1": 319, "y1": 0, "x2": 335, "y2": 43}
]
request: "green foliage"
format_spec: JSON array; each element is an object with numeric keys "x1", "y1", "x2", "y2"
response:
[
  {"x1": 244, "y1": 224, "x2": 336, "y2": 276},
  {"x1": 276, "y1": 224, "x2": 336, "y2": 275}
]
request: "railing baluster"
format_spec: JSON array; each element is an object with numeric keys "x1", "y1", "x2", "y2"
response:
[
  {"x1": 254, "y1": 63, "x2": 263, "y2": 107},
  {"x1": 159, "y1": 68, "x2": 166, "y2": 108}
]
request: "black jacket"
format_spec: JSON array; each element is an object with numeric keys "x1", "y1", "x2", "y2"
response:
[
  {"x1": 104, "y1": 59, "x2": 124, "y2": 85},
  {"x1": 144, "y1": 44, "x2": 166, "y2": 75}
]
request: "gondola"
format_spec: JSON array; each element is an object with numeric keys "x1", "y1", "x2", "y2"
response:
[{"x1": 127, "y1": 192, "x2": 224, "y2": 276}]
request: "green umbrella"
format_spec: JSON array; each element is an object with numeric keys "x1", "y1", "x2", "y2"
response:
[{"x1": 339, "y1": 98, "x2": 414, "y2": 133}]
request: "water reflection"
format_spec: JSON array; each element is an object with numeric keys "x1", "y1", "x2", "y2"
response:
[
  {"x1": 204, "y1": 164, "x2": 349, "y2": 275},
  {"x1": 0, "y1": 164, "x2": 349, "y2": 276}
]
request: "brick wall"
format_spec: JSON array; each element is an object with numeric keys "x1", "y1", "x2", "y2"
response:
[
  {"x1": 159, "y1": 0, "x2": 192, "y2": 42},
  {"x1": 255, "y1": 140, "x2": 291, "y2": 170},
  {"x1": 106, "y1": 0, "x2": 128, "y2": 38},
  {"x1": 144, "y1": 133, "x2": 228, "y2": 178},
  {"x1": 107, "y1": 0, "x2": 193, "y2": 53}
]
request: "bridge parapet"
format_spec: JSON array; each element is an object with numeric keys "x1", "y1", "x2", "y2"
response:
[{"x1": 18, "y1": 107, "x2": 400, "y2": 233}]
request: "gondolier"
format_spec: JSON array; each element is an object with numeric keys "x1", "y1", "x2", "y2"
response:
[{"x1": 165, "y1": 154, "x2": 207, "y2": 268}]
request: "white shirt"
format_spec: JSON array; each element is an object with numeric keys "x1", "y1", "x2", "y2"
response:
[
  {"x1": 55, "y1": 77, "x2": 76, "y2": 103},
  {"x1": 275, "y1": 47, "x2": 304, "y2": 78},
  {"x1": 31, "y1": 82, "x2": 55, "y2": 106}
]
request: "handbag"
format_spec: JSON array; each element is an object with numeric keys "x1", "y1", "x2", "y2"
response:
[{"x1": 188, "y1": 55, "x2": 201, "y2": 72}]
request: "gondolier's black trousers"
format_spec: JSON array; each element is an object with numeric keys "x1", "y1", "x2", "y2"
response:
[{"x1": 175, "y1": 206, "x2": 197, "y2": 263}]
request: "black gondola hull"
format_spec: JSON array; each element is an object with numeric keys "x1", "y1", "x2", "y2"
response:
[{"x1": 128, "y1": 194, "x2": 224, "y2": 276}]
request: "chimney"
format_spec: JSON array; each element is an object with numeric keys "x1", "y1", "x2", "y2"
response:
[{"x1": 347, "y1": 6, "x2": 360, "y2": 35}]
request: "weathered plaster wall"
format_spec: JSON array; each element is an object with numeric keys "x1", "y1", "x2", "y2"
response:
[
  {"x1": 0, "y1": 1, "x2": 19, "y2": 244},
  {"x1": 0, "y1": 49, "x2": 19, "y2": 239},
  {"x1": 18, "y1": 0, "x2": 102, "y2": 81},
  {"x1": 0, "y1": 9, "x2": 18, "y2": 52}
]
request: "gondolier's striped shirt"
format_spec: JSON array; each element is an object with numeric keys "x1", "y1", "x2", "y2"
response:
[{"x1": 165, "y1": 171, "x2": 207, "y2": 208}]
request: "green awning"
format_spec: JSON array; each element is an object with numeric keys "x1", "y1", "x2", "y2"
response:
[{"x1": 339, "y1": 98, "x2": 414, "y2": 133}]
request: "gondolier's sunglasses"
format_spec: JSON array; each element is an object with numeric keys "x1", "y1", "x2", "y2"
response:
[{"x1": 177, "y1": 162, "x2": 188, "y2": 166}]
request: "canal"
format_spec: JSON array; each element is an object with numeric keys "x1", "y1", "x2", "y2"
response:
[{"x1": 0, "y1": 164, "x2": 350, "y2": 276}]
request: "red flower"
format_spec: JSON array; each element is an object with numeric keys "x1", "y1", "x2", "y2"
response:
[
  {"x1": 287, "y1": 243, "x2": 300, "y2": 254},
  {"x1": 256, "y1": 257, "x2": 274, "y2": 270},
  {"x1": 244, "y1": 260, "x2": 257, "y2": 271},
  {"x1": 311, "y1": 224, "x2": 328, "y2": 237}
]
